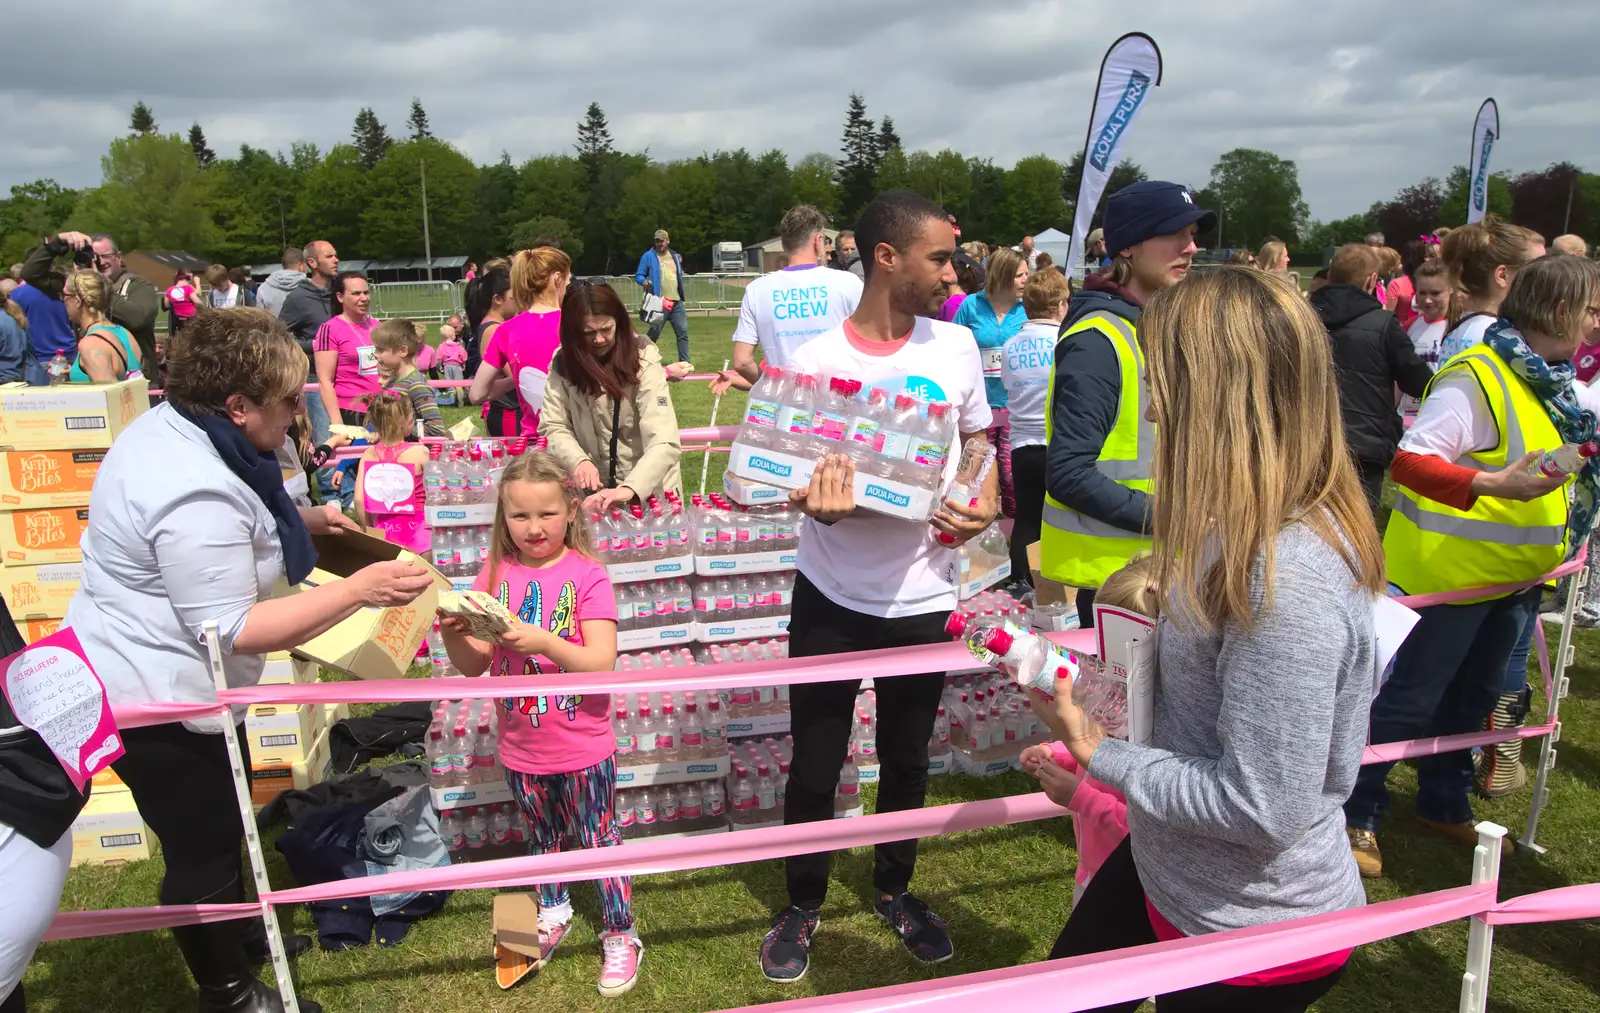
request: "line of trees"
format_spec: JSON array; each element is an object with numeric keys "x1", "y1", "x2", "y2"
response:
[{"x1": 3, "y1": 96, "x2": 1595, "y2": 275}]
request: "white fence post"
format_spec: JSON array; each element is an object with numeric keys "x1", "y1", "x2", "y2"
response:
[
  {"x1": 1458, "y1": 821, "x2": 1508, "y2": 1013},
  {"x1": 1520, "y1": 563, "x2": 1583, "y2": 852},
  {"x1": 204, "y1": 620, "x2": 301, "y2": 1012}
]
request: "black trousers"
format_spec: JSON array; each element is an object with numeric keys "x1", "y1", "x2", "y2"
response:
[
  {"x1": 1050, "y1": 838, "x2": 1346, "y2": 1012},
  {"x1": 1009, "y1": 445, "x2": 1047, "y2": 588},
  {"x1": 1357, "y1": 460, "x2": 1387, "y2": 520},
  {"x1": 783, "y1": 573, "x2": 948, "y2": 910},
  {"x1": 112, "y1": 722, "x2": 252, "y2": 906}
]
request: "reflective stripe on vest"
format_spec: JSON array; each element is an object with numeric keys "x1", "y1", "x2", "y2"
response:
[
  {"x1": 1382, "y1": 345, "x2": 1571, "y2": 600},
  {"x1": 1039, "y1": 310, "x2": 1153, "y2": 589}
]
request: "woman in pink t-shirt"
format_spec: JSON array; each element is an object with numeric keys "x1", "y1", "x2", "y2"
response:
[
  {"x1": 313, "y1": 272, "x2": 382, "y2": 425},
  {"x1": 165, "y1": 270, "x2": 200, "y2": 333},
  {"x1": 471, "y1": 247, "x2": 569, "y2": 438},
  {"x1": 438, "y1": 452, "x2": 641, "y2": 996}
]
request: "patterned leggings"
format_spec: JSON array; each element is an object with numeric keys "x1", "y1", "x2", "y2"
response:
[
  {"x1": 506, "y1": 755, "x2": 633, "y2": 932},
  {"x1": 988, "y1": 421, "x2": 1015, "y2": 519}
]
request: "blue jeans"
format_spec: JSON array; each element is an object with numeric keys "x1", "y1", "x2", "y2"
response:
[
  {"x1": 647, "y1": 300, "x2": 690, "y2": 363},
  {"x1": 1501, "y1": 589, "x2": 1542, "y2": 695},
  {"x1": 302, "y1": 371, "x2": 336, "y2": 503},
  {"x1": 24, "y1": 359, "x2": 49, "y2": 386},
  {"x1": 1345, "y1": 588, "x2": 1539, "y2": 830}
]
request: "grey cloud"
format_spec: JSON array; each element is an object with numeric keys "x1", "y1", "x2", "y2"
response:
[{"x1": 2, "y1": 0, "x2": 1597, "y2": 222}]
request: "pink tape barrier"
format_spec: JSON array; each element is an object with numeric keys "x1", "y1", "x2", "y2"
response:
[
  {"x1": 262, "y1": 792, "x2": 1062, "y2": 907},
  {"x1": 1391, "y1": 549, "x2": 1586, "y2": 610},
  {"x1": 217, "y1": 632, "x2": 1097, "y2": 710},
  {"x1": 1361, "y1": 721, "x2": 1559, "y2": 765},
  {"x1": 1483, "y1": 882, "x2": 1600, "y2": 926},
  {"x1": 43, "y1": 903, "x2": 258, "y2": 942},
  {"x1": 708, "y1": 883, "x2": 1497, "y2": 1013}
]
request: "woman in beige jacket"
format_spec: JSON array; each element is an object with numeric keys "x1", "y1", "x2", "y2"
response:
[{"x1": 540, "y1": 281, "x2": 683, "y2": 512}]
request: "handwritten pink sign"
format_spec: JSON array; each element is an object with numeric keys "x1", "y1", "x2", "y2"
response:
[{"x1": 1, "y1": 627, "x2": 122, "y2": 792}]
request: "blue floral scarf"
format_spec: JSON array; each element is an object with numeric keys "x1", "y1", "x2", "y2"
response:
[{"x1": 1484, "y1": 319, "x2": 1598, "y2": 556}]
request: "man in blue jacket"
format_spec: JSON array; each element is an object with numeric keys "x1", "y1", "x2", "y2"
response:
[{"x1": 635, "y1": 229, "x2": 691, "y2": 365}]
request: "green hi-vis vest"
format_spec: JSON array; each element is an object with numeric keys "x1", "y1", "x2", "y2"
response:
[
  {"x1": 1039, "y1": 311, "x2": 1153, "y2": 590},
  {"x1": 1384, "y1": 344, "x2": 1572, "y2": 602}
]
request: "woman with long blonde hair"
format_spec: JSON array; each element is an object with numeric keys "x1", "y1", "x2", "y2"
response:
[
  {"x1": 1255, "y1": 239, "x2": 1289, "y2": 274},
  {"x1": 63, "y1": 270, "x2": 143, "y2": 382},
  {"x1": 1038, "y1": 267, "x2": 1380, "y2": 1012}
]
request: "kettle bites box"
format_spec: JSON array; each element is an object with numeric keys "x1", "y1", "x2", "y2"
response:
[
  {"x1": 279, "y1": 529, "x2": 451, "y2": 680},
  {"x1": 0, "y1": 507, "x2": 90, "y2": 565},
  {"x1": 0, "y1": 378, "x2": 148, "y2": 451},
  {"x1": 1, "y1": 562, "x2": 81, "y2": 620},
  {"x1": 0, "y1": 449, "x2": 105, "y2": 508}
]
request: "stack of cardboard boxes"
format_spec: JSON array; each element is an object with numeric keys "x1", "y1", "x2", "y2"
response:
[{"x1": 248, "y1": 652, "x2": 345, "y2": 810}]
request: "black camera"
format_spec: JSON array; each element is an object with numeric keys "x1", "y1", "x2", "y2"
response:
[{"x1": 72, "y1": 246, "x2": 96, "y2": 269}]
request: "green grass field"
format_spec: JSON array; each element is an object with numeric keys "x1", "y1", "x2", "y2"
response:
[{"x1": 24, "y1": 316, "x2": 1600, "y2": 1012}]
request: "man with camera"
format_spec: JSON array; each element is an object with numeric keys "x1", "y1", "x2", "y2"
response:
[{"x1": 20, "y1": 231, "x2": 160, "y2": 381}]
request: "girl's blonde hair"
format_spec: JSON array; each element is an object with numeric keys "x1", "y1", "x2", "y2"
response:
[
  {"x1": 1442, "y1": 213, "x2": 1543, "y2": 299},
  {"x1": 510, "y1": 247, "x2": 572, "y2": 309},
  {"x1": 1256, "y1": 240, "x2": 1288, "y2": 272},
  {"x1": 64, "y1": 270, "x2": 110, "y2": 323},
  {"x1": 1142, "y1": 266, "x2": 1385, "y2": 630},
  {"x1": 361, "y1": 388, "x2": 414, "y2": 444},
  {"x1": 487, "y1": 452, "x2": 593, "y2": 586},
  {"x1": 1096, "y1": 553, "x2": 1162, "y2": 619}
]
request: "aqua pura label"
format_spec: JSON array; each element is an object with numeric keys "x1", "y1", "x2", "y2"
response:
[
  {"x1": 746, "y1": 397, "x2": 779, "y2": 429},
  {"x1": 777, "y1": 405, "x2": 814, "y2": 435}
]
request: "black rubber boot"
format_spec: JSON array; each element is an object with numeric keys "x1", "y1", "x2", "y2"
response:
[
  {"x1": 240, "y1": 914, "x2": 313, "y2": 964},
  {"x1": 169, "y1": 922, "x2": 322, "y2": 1013}
]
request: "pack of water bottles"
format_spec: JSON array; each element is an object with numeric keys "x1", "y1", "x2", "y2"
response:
[
  {"x1": 426, "y1": 698, "x2": 517, "y2": 811},
  {"x1": 439, "y1": 802, "x2": 531, "y2": 862},
  {"x1": 588, "y1": 494, "x2": 696, "y2": 583},
  {"x1": 616, "y1": 779, "x2": 728, "y2": 839},
  {"x1": 726, "y1": 736, "x2": 793, "y2": 827},
  {"x1": 727, "y1": 364, "x2": 960, "y2": 521}
]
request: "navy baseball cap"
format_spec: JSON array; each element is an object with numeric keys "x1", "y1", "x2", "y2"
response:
[{"x1": 1104, "y1": 181, "x2": 1217, "y2": 256}]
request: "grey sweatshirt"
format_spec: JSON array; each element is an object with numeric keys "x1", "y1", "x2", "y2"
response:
[{"x1": 1088, "y1": 522, "x2": 1372, "y2": 937}]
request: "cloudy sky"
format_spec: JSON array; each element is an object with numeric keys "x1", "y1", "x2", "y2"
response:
[{"x1": 3, "y1": 0, "x2": 1597, "y2": 223}]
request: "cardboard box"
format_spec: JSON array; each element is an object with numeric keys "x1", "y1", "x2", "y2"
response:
[
  {"x1": 727, "y1": 444, "x2": 938, "y2": 522},
  {"x1": 616, "y1": 623, "x2": 695, "y2": 651},
  {"x1": 1, "y1": 562, "x2": 81, "y2": 620},
  {"x1": 432, "y1": 779, "x2": 516, "y2": 812},
  {"x1": 70, "y1": 790, "x2": 151, "y2": 867},
  {"x1": 424, "y1": 502, "x2": 496, "y2": 528},
  {"x1": 258, "y1": 652, "x2": 319, "y2": 687},
  {"x1": 693, "y1": 549, "x2": 797, "y2": 577},
  {"x1": 245, "y1": 703, "x2": 330, "y2": 763},
  {"x1": 250, "y1": 725, "x2": 331, "y2": 808},
  {"x1": 281, "y1": 530, "x2": 451, "y2": 681},
  {"x1": 0, "y1": 506, "x2": 89, "y2": 565},
  {"x1": 493, "y1": 893, "x2": 543, "y2": 989},
  {"x1": 695, "y1": 615, "x2": 791, "y2": 644},
  {"x1": 606, "y1": 554, "x2": 693, "y2": 583},
  {"x1": 91, "y1": 766, "x2": 125, "y2": 790},
  {"x1": 613, "y1": 753, "x2": 731, "y2": 788},
  {"x1": 1026, "y1": 541, "x2": 1074, "y2": 608},
  {"x1": 0, "y1": 449, "x2": 105, "y2": 508},
  {"x1": 0, "y1": 378, "x2": 148, "y2": 451},
  {"x1": 721, "y1": 470, "x2": 789, "y2": 506},
  {"x1": 20, "y1": 617, "x2": 62, "y2": 642}
]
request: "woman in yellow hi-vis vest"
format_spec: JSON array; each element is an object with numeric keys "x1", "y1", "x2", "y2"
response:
[
  {"x1": 1346, "y1": 255, "x2": 1600, "y2": 878},
  {"x1": 1041, "y1": 182, "x2": 1215, "y2": 627}
]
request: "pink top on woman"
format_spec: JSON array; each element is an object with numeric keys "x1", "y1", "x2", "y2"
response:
[
  {"x1": 167, "y1": 283, "x2": 199, "y2": 319},
  {"x1": 313, "y1": 315, "x2": 383, "y2": 412},
  {"x1": 360, "y1": 442, "x2": 429, "y2": 553},
  {"x1": 470, "y1": 550, "x2": 617, "y2": 774},
  {"x1": 481, "y1": 308, "x2": 562, "y2": 438},
  {"x1": 1388, "y1": 274, "x2": 1417, "y2": 329}
]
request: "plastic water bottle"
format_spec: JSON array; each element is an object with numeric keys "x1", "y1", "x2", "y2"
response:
[
  {"x1": 626, "y1": 506, "x2": 651, "y2": 558},
  {"x1": 756, "y1": 762, "x2": 778, "y2": 816},
  {"x1": 835, "y1": 750, "x2": 861, "y2": 814},
  {"x1": 775, "y1": 373, "x2": 819, "y2": 457},
  {"x1": 635, "y1": 704, "x2": 660, "y2": 760},
  {"x1": 614, "y1": 707, "x2": 636, "y2": 760},
  {"x1": 426, "y1": 728, "x2": 452, "y2": 788},
  {"x1": 464, "y1": 807, "x2": 489, "y2": 851},
  {"x1": 653, "y1": 580, "x2": 676, "y2": 630},
  {"x1": 740, "y1": 365, "x2": 788, "y2": 450},
  {"x1": 439, "y1": 810, "x2": 465, "y2": 853},
  {"x1": 931, "y1": 705, "x2": 951, "y2": 752},
  {"x1": 657, "y1": 701, "x2": 679, "y2": 761},
  {"x1": 423, "y1": 445, "x2": 445, "y2": 505},
  {"x1": 488, "y1": 804, "x2": 513, "y2": 847},
  {"x1": 671, "y1": 577, "x2": 694, "y2": 624},
  {"x1": 444, "y1": 448, "x2": 468, "y2": 505},
  {"x1": 703, "y1": 698, "x2": 727, "y2": 755},
  {"x1": 845, "y1": 386, "x2": 890, "y2": 473},
  {"x1": 810, "y1": 377, "x2": 858, "y2": 455},
  {"x1": 704, "y1": 779, "x2": 727, "y2": 820},
  {"x1": 983, "y1": 627, "x2": 1082, "y2": 698},
  {"x1": 1530, "y1": 441, "x2": 1600, "y2": 477},
  {"x1": 658, "y1": 786, "x2": 681, "y2": 825},
  {"x1": 633, "y1": 790, "x2": 659, "y2": 833},
  {"x1": 874, "y1": 393, "x2": 922, "y2": 479},
  {"x1": 448, "y1": 726, "x2": 473, "y2": 786},
  {"x1": 910, "y1": 402, "x2": 956, "y2": 489},
  {"x1": 680, "y1": 700, "x2": 705, "y2": 759},
  {"x1": 679, "y1": 781, "x2": 704, "y2": 821},
  {"x1": 466, "y1": 447, "x2": 489, "y2": 503},
  {"x1": 472, "y1": 720, "x2": 499, "y2": 780},
  {"x1": 46, "y1": 349, "x2": 71, "y2": 385},
  {"x1": 731, "y1": 763, "x2": 757, "y2": 824}
]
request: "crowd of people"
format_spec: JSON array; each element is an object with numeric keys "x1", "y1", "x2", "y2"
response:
[{"x1": 0, "y1": 172, "x2": 1596, "y2": 1013}]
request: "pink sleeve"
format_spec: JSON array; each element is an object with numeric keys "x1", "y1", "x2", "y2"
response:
[
  {"x1": 470, "y1": 565, "x2": 491, "y2": 593},
  {"x1": 1065, "y1": 776, "x2": 1130, "y2": 881},
  {"x1": 579, "y1": 562, "x2": 619, "y2": 623},
  {"x1": 415, "y1": 344, "x2": 435, "y2": 371},
  {"x1": 313, "y1": 319, "x2": 340, "y2": 354}
]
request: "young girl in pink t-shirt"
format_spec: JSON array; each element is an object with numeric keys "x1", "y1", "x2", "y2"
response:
[
  {"x1": 438, "y1": 452, "x2": 640, "y2": 997},
  {"x1": 353, "y1": 390, "x2": 430, "y2": 553}
]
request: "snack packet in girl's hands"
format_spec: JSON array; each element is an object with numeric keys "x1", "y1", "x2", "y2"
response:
[{"x1": 438, "y1": 590, "x2": 517, "y2": 639}]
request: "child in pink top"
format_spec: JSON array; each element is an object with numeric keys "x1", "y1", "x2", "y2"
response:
[
  {"x1": 353, "y1": 390, "x2": 431, "y2": 553},
  {"x1": 481, "y1": 308, "x2": 562, "y2": 438},
  {"x1": 436, "y1": 332, "x2": 468, "y2": 367},
  {"x1": 438, "y1": 451, "x2": 641, "y2": 996},
  {"x1": 1020, "y1": 742, "x2": 1128, "y2": 897}
]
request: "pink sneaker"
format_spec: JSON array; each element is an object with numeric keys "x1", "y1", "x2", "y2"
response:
[
  {"x1": 539, "y1": 920, "x2": 570, "y2": 966},
  {"x1": 597, "y1": 931, "x2": 642, "y2": 997}
]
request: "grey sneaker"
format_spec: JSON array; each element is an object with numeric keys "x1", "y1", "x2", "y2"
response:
[{"x1": 1573, "y1": 602, "x2": 1600, "y2": 629}]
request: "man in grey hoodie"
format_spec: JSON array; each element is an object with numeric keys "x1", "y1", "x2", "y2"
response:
[{"x1": 256, "y1": 245, "x2": 307, "y2": 317}]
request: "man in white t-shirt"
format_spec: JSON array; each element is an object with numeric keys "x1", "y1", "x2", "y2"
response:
[
  {"x1": 712, "y1": 205, "x2": 862, "y2": 394},
  {"x1": 758, "y1": 190, "x2": 995, "y2": 984}
]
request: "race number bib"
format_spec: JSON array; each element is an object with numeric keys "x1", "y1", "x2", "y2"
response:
[
  {"x1": 517, "y1": 367, "x2": 550, "y2": 412},
  {"x1": 982, "y1": 346, "x2": 1004, "y2": 377},
  {"x1": 358, "y1": 344, "x2": 379, "y2": 376}
]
